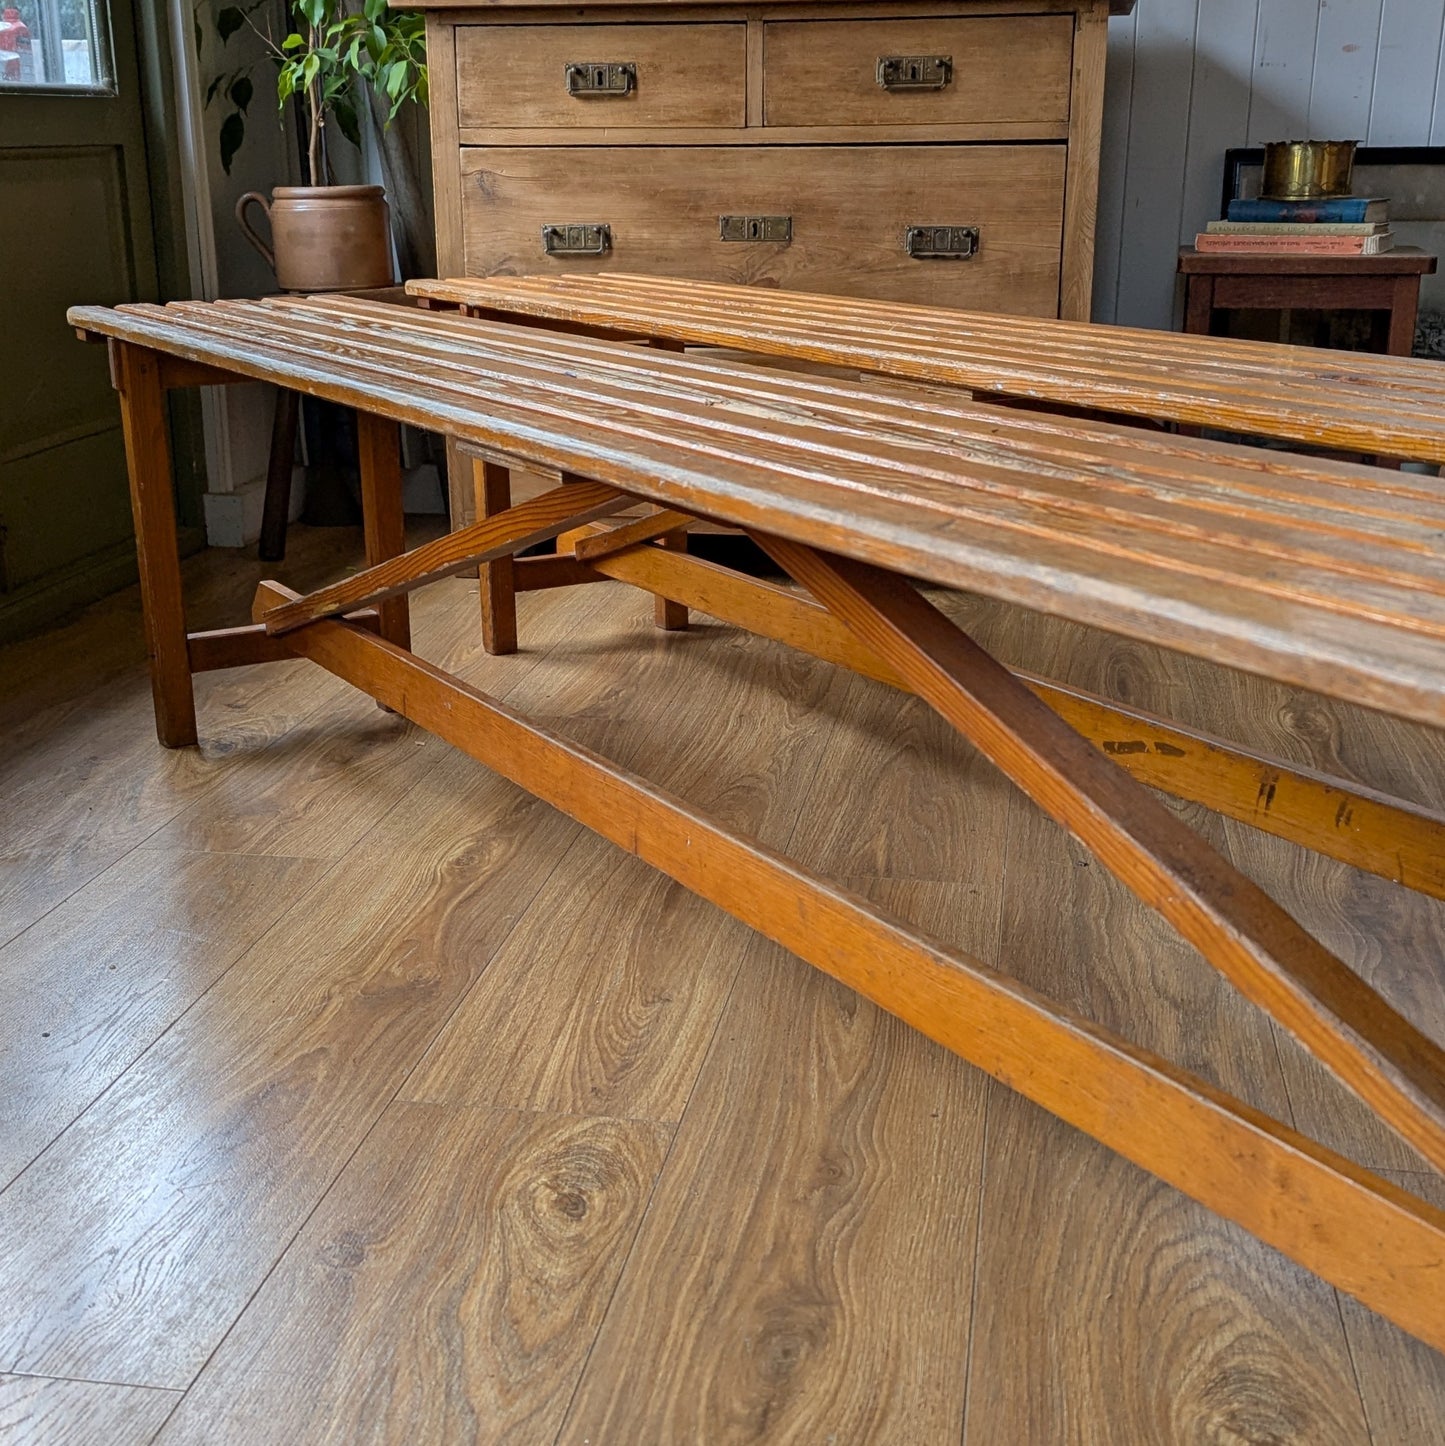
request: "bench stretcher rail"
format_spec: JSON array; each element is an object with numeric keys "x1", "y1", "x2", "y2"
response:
[{"x1": 68, "y1": 292, "x2": 1445, "y2": 1359}]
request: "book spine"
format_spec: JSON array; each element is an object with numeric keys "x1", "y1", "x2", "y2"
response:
[
  {"x1": 1226, "y1": 197, "x2": 1379, "y2": 223},
  {"x1": 1194, "y1": 233, "x2": 1389, "y2": 254},
  {"x1": 1205, "y1": 221, "x2": 1382, "y2": 235}
]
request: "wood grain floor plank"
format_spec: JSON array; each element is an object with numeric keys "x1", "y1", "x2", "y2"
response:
[
  {"x1": 403, "y1": 593, "x2": 860, "y2": 1124},
  {"x1": 6, "y1": 536, "x2": 1443, "y2": 1436},
  {"x1": 0, "y1": 742, "x2": 580, "y2": 1388},
  {"x1": 137, "y1": 696, "x2": 420, "y2": 858},
  {"x1": 0, "y1": 846, "x2": 326, "y2": 1187},
  {"x1": 1223, "y1": 820, "x2": 1445, "y2": 1175},
  {"x1": 787, "y1": 664, "x2": 1017, "y2": 887},
  {"x1": 153, "y1": 1103, "x2": 670, "y2": 1446},
  {"x1": 0, "y1": 847, "x2": 130, "y2": 957},
  {"x1": 558, "y1": 882, "x2": 992, "y2": 1445},
  {"x1": 1338, "y1": 1171, "x2": 1445, "y2": 1446},
  {"x1": 401, "y1": 837, "x2": 755, "y2": 1124},
  {"x1": 962, "y1": 1086, "x2": 1375, "y2": 1446},
  {"x1": 493, "y1": 586, "x2": 847, "y2": 823},
  {"x1": 961, "y1": 803, "x2": 1374, "y2": 1443},
  {"x1": 0, "y1": 1372, "x2": 179, "y2": 1445},
  {"x1": 0, "y1": 524, "x2": 451, "y2": 945}
]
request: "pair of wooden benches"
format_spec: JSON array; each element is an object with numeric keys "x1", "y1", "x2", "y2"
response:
[{"x1": 71, "y1": 276, "x2": 1445, "y2": 1357}]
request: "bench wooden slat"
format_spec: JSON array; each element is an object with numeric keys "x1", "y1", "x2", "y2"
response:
[
  {"x1": 409, "y1": 273, "x2": 1445, "y2": 462},
  {"x1": 150, "y1": 303, "x2": 1445, "y2": 623},
  {"x1": 66, "y1": 295, "x2": 1445, "y2": 726},
  {"x1": 299, "y1": 295, "x2": 1445, "y2": 548},
  {"x1": 418, "y1": 272, "x2": 1445, "y2": 390},
  {"x1": 171, "y1": 299, "x2": 1445, "y2": 621},
  {"x1": 205, "y1": 298, "x2": 1445, "y2": 597}
]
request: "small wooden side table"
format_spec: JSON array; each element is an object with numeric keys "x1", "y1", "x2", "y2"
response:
[{"x1": 1179, "y1": 246, "x2": 1437, "y2": 356}]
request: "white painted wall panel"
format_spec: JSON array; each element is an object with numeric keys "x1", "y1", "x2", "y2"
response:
[
  {"x1": 1370, "y1": 0, "x2": 1443, "y2": 144},
  {"x1": 1091, "y1": 5, "x2": 1137, "y2": 322},
  {"x1": 1093, "y1": 0, "x2": 1445, "y2": 328}
]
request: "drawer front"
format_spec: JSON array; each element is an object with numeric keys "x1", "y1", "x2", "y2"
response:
[
  {"x1": 460, "y1": 145, "x2": 1065, "y2": 316},
  {"x1": 763, "y1": 16, "x2": 1073, "y2": 129},
  {"x1": 456, "y1": 24, "x2": 746, "y2": 130}
]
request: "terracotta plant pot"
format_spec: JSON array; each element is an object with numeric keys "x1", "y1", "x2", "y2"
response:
[{"x1": 235, "y1": 184, "x2": 394, "y2": 292}]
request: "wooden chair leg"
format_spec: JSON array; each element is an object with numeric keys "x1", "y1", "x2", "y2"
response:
[
  {"x1": 357, "y1": 411, "x2": 410, "y2": 652},
  {"x1": 473, "y1": 458, "x2": 517, "y2": 654},
  {"x1": 112, "y1": 341, "x2": 197, "y2": 748},
  {"x1": 258, "y1": 388, "x2": 299, "y2": 564}
]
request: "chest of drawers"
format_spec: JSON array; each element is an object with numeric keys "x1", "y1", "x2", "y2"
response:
[{"x1": 418, "y1": 0, "x2": 1131, "y2": 518}]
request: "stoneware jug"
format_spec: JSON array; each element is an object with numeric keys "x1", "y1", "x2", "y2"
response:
[{"x1": 236, "y1": 184, "x2": 394, "y2": 292}]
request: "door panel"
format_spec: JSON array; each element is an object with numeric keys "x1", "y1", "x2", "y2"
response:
[{"x1": 0, "y1": 0, "x2": 162, "y2": 614}]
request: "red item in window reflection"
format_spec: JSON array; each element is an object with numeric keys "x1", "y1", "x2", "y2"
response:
[{"x1": 0, "y1": 8, "x2": 29, "y2": 82}]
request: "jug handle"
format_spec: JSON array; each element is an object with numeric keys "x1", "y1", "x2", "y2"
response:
[{"x1": 235, "y1": 192, "x2": 275, "y2": 272}]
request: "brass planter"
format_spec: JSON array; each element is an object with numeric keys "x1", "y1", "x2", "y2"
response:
[{"x1": 1260, "y1": 140, "x2": 1359, "y2": 201}]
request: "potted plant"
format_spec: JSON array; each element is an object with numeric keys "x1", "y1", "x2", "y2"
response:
[{"x1": 207, "y1": 0, "x2": 427, "y2": 291}]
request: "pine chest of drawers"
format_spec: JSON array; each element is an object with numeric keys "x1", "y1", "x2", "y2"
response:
[
  {"x1": 424, "y1": 0, "x2": 1129, "y2": 314},
  {"x1": 418, "y1": 0, "x2": 1131, "y2": 515}
]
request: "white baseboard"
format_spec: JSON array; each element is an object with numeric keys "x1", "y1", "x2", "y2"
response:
[{"x1": 202, "y1": 470, "x2": 304, "y2": 548}]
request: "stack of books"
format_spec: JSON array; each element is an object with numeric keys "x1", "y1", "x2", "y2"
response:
[{"x1": 1194, "y1": 196, "x2": 1394, "y2": 255}]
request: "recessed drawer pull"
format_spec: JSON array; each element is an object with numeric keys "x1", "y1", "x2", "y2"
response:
[
  {"x1": 564, "y1": 61, "x2": 637, "y2": 96},
  {"x1": 541, "y1": 223, "x2": 612, "y2": 256},
  {"x1": 905, "y1": 225, "x2": 979, "y2": 259},
  {"x1": 876, "y1": 55, "x2": 953, "y2": 91},
  {"x1": 719, "y1": 214, "x2": 793, "y2": 243}
]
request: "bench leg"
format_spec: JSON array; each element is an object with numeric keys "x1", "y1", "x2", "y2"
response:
[
  {"x1": 474, "y1": 458, "x2": 518, "y2": 654},
  {"x1": 258, "y1": 387, "x2": 299, "y2": 564},
  {"x1": 357, "y1": 412, "x2": 410, "y2": 652},
  {"x1": 652, "y1": 509, "x2": 689, "y2": 632},
  {"x1": 113, "y1": 341, "x2": 197, "y2": 748}
]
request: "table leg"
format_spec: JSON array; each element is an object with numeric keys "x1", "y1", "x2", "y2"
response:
[
  {"x1": 1182, "y1": 274, "x2": 1216, "y2": 336},
  {"x1": 258, "y1": 388, "x2": 299, "y2": 563},
  {"x1": 473, "y1": 457, "x2": 518, "y2": 654},
  {"x1": 357, "y1": 411, "x2": 410, "y2": 651},
  {"x1": 112, "y1": 341, "x2": 197, "y2": 748},
  {"x1": 653, "y1": 512, "x2": 690, "y2": 632},
  {"x1": 1386, "y1": 275, "x2": 1422, "y2": 357},
  {"x1": 647, "y1": 336, "x2": 691, "y2": 632}
]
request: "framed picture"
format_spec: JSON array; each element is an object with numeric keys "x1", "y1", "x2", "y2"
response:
[{"x1": 1222, "y1": 146, "x2": 1445, "y2": 313}]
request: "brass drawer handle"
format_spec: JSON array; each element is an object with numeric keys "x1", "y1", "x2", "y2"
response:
[
  {"x1": 877, "y1": 55, "x2": 952, "y2": 91},
  {"x1": 565, "y1": 62, "x2": 636, "y2": 96},
  {"x1": 719, "y1": 214, "x2": 793, "y2": 243},
  {"x1": 905, "y1": 225, "x2": 979, "y2": 259},
  {"x1": 542, "y1": 223, "x2": 612, "y2": 257}
]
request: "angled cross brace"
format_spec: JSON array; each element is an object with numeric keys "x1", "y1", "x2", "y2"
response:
[
  {"x1": 756, "y1": 535, "x2": 1445, "y2": 1182},
  {"x1": 259, "y1": 481, "x2": 631, "y2": 636},
  {"x1": 572, "y1": 509, "x2": 697, "y2": 563},
  {"x1": 253, "y1": 577, "x2": 1445, "y2": 1356},
  {"x1": 559, "y1": 522, "x2": 1445, "y2": 902}
]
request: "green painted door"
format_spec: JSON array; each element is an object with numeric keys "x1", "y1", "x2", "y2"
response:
[{"x1": 0, "y1": 0, "x2": 165, "y2": 633}]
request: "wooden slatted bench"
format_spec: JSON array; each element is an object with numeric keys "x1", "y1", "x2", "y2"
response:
[
  {"x1": 409, "y1": 271, "x2": 1445, "y2": 460},
  {"x1": 407, "y1": 271, "x2": 1445, "y2": 665},
  {"x1": 69, "y1": 292, "x2": 1445, "y2": 1359}
]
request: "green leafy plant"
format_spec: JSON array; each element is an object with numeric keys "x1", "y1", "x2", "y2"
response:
[{"x1": 201, "y1": 0, "x2": 426, "y2": 180}]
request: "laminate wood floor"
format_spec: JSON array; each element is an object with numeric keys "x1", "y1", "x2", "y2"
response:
[{"x1": 2, "y1": 524, "x2": 1444, "y2": 1445}]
